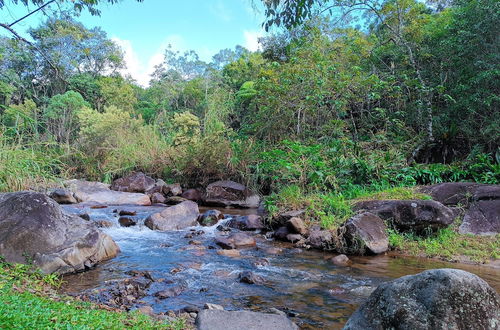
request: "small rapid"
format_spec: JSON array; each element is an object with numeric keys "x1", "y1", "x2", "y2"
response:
[{"x1": 61, "y1": 204, "x2": 500, "y2": 329}]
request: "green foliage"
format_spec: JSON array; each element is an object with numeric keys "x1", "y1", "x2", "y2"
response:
[
  {"x1": 44, "y1": 91, "x2": 89, "y2": 144},
  {"x1": 171, "y1": 111, "x2": 201, "y2": 146}
]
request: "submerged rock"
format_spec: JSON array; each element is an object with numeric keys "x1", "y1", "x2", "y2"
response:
[
  {"x1": 110, "y1": 171, "x2": 155, "y2": 193},
  {"x1": 204, "y1": 180, "x2": 260, "y2": 208},
  {"x1": 0, "y1": 192, "x2": 119, "y2": 274},
  {"x1": 340, "y1": 212, "x2": 389, "y2": 254},
  {"x1": 238, "y1": 271, "x2": 265, "y2": 285},
  {"x1": 65, "y1": 179, "x2": 151, "y2": 206},
  {"x1": 330, "y1": 254, "x2": 351, "y2": 267},
  {"x1": 354, "y1": 200, "x2": 454, "y2": 234},
  {"x1": 196, "y1": 310, "x2": 298, "y2": 330},
  {"x1": 145, "y1": 201, "x2": 199, "y2": 231},
  {"x1": 344, "y1": 268, "x2": 500, "y2": 330}
]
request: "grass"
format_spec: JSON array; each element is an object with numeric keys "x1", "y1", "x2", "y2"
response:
[
  {"x1": 265, "y1": 184, "x2": 430, "y2": 229},
  {"x1": 388, "y1": 228, "x2": 500, "y2": 263},
  {"x1": 0, "y1": 260, "x2": 187, "y2": 329},
  {"x1": 0, "y1": 138, "x2": 63, "y2": 192}
]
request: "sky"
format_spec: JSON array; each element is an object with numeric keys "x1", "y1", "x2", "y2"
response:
[{"x1": 0, "y1": 0, "x2": 267, "y2": 86}]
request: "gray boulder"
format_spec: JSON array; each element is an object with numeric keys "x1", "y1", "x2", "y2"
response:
[
  {"x1": 343, "y1": 268, "x2": 500, "y2": 330},
  {"x1": 215, "y1": 232, "x2": 256, "y2": 249},
  {"x1": 196, "y1": 310, "x2": 298, "y2": 330},
  {"x1": 204, "y1": 180, "x2": 260, "y2": 208},
  {"x1": 459, "y1": 200, "x2": 500, "y2": 236},
  {"x1": 421, "y1": 182, "x2": 500, "y2": 206},
  {"x1": 306, "y1": 227, "x2": 336, "y2": 250},
  {"x1": 354, "y1": 200, "x2": 454, "y2": 234},
  {"x1": 65, "y1": 179, "x2": 151, "y2": 206},
  {"x1": 110, "y1": 171, "x2": 155, "y2": 193},
  {"x1": 144, "y1": 201, "x2": 199, "y2": 231},
  {"x1": 341, "y1": 212, "x2": 388, "y2": 254},
  {"x1": 0, "y1": 192, "x2": 120, "y2": 274}
]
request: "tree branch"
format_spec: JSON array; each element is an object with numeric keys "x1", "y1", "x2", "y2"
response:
[{"x1": 9, "y1": 0, "x2": 56, "y2": 27}]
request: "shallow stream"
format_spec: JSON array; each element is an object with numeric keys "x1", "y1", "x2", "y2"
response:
[{"x1": 61, "y1": 204, "x2": 500, "y2": 329}]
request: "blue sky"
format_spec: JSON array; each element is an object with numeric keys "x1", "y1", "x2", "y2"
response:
[{"x1": 0, "y1": 0, "x2": 266, "y2": 85}]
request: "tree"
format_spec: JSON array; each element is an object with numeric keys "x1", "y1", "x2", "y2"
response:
[{"x1": 43, "y1": 90, "x2": 88, "y2": 144}]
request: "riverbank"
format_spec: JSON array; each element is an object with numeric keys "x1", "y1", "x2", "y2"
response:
[{"x1": 0, "y1": 261, "x2": 187, "y2": 329}]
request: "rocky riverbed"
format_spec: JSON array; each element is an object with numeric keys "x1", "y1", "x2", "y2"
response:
[{"x1": 58, "y1": 203, "x2": 500, "y2": 329}]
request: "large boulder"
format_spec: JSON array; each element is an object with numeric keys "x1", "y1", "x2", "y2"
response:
[
  {"x1": 65, "y1": 180, "x2": 151, "y2": 206},
  {"x1": 344, "y1": 268, "x2": 500, "y2": 330},
  {"x1": 421, "y1": 182, "x2": 500, "y2": 206},
  {"x1": 204, "y1": 180, "x2": 260, "y2": 208},
  {"x1": 340, "y1": 212, "x2": 388, "y2": 255},
  {"x1": 144, "y1": 201, "x2": 199, "y2": 231},
  {"x1": 110, "y1": 172, "x2": 155, "y2": 193},
  {"x1": 196, "y1": 310, "x2": 298, "y2": 330},
  {"x1": 459, "y1": 200, "x2": 500, "y2": 236},
  {"x1": 0, "y1": 192, "x2": 120, "y2": 274},
  {"x1": 354, "y1": 200, "x2": 454, "y2": 234}
]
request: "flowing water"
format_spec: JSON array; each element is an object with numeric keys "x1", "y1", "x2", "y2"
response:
[{"x1": 61, "y1": 204, "x2": 500, "y2": 329}]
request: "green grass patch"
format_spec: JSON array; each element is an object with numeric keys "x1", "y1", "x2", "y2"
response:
[
  {"x1": 0, "y1": 260, "x2": 186, "y2": 329},
  {"x1": 388, "y1": 228, "x2": 500, "y2": 263},
  {"x1": 265, "y1": 184, "x2": 430, "y2": 230}
]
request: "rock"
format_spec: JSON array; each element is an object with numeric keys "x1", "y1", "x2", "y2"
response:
[
  {"x1": 274, "y1": 209, "x2": 306, "y2": 228},
  {"x1": 238, "y1": 271, "x2": 265, "y2": 285},
  {"x1": 286, "y1": 234, "x2": 303, "y2": 243},
  {"x1": 154, "y1": 286, "x2": 184, "y2": 299},
  {"x1": 118, "y1": 217, "x2": 137, "y2": 227},
  {"x1": 150, "y1": 192, "x2": 166, "y2": 204},
  {"x1": 165, "y1": 183, "x2": 183, "y2": 196},
  {"x1": 78, "y1": 213, "x2": 90, "y2": 221},
  {"x1": 344, "y1": 268, "x2": 500, "y2": 330},
  {"x1": 330, "y1": 254, "x2": 351, "y2": 267},
  {"x1": 227, "y1": 215, "x2": 264, "y2": 230},
  {"x1": 204, "y1": 303, "x2": 224, "y2": 310},
  {"x1": 145, "y1": 201, "x2": 199, "y2": 231},
  {"x1": 340, "y1": 212, "x2": 389, "y2": 254},
  {"x1": 354, "y1": 200, "x2": 454, "y2": 234},
  {"x1": 287, "y1": 217, "x2": 307, "y2": 235},
  {"x1": 65, "y1": 180, "x2": 151, "y2": 206},
  {"x1": 459, "y1": 200, "x2": 500, "y2": 236},
  {"x1": 196, "y1": 310, "x2": 298, "y2": 330},
  {"x1": 182, "y1": 188, "x2": 203, "y2": 202},
  {"x1": 273, "y1": 226, "x2": 290, "y2": 241},
  {"x1": 421, "y1": 182, "x2": 500, "y2": 206},
  {"x1": 216, "y1": 249, "x2": 241, "y2": 257},
  {"x1": 110, "y1": 171, "x2": 155, "y2": 193},
  {"x1": 0, "y1": 192, "x2": 119, "y2": 274},
  {"x1": 49, "y1": 189, "x2": 77, "y2": 204},
  {"x1": 215, "y1": 233, "x2": 256, "y2": 249},
  {"x1": 204, "y1": 180, "x2": 260, "y2": 208},
  {"x1": 307, "y1": 228, "x2": 335, "y2": 250},
  {"x1": 262, "y1": 247, "x2": 282, "y2": 255},
  {"x1": 198, "y1": 210, "x2": 224, "y2": 226},
  {"x1": 118, "y1": 210, "x2": 137, "y2": 216},
  {"x1": 253, "y1": 258, "x2": 270, "y2": 267},
  {"x1": 182, "y1": 306, "x2": 201, "y2": 313},
  {"x1": 96, "y1": 220, "x2": 113, "y2": 228},
  {"x1": 137, "y1": 305, "x2": 155, "y2": 316},
  {"x1": 165, "y1": 196, "x2": 187, "y2": 205}
]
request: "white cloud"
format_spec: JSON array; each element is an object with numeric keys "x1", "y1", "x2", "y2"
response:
[
  {"x1": 112, "y1": 35, "x2": 189, "y2": 87},
  {"x1": 243, "y1": 30, "x2": 263, "y2": 52}
]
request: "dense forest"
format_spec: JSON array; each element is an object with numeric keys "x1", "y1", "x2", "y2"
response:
[{"x1": 0, "y1": 0, "x2": 498, "y2": 228}]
